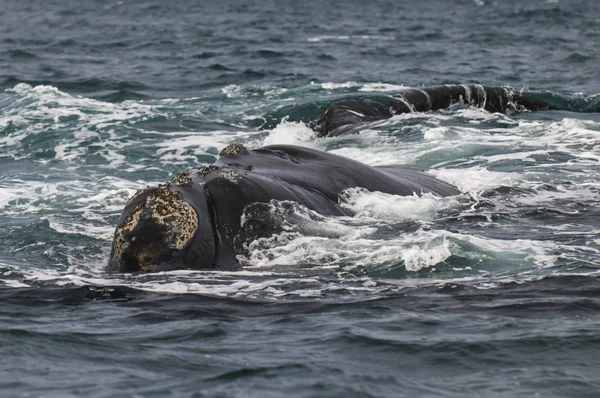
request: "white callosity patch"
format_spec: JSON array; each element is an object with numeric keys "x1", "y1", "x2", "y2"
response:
[{"x1": 113, "y1": 187, "x2": 199, "y2": 271}]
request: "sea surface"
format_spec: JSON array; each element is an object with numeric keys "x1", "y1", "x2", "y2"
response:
[{"x1": 1, "y1": 0, "x2": 600, "y2": 396}]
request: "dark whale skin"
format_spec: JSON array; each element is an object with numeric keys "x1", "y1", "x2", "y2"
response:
[{"x1": 107, "y1": 145, "x2": 459, "y2": 273}]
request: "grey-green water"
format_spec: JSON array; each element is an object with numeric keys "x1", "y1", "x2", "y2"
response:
[{"x1": 1, "y1": 0, "x2": 600, "y2": 396}]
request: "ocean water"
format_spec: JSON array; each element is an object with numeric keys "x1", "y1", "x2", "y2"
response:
[{"x1": 2, "y1": 0, "x2": 600, "y2": 396}]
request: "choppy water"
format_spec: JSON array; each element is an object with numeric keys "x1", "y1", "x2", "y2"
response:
[{"x1": 2, "y1": 0, "x2": 600, "y2": 396}]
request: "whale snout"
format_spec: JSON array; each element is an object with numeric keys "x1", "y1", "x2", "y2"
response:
[{"x1": 108, "y1": 186, "x2": 199, "y2": 273}]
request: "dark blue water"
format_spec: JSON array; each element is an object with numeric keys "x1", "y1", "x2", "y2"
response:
[{"x1": 2, "y1": 0, "x2": 600, "y2": 396}]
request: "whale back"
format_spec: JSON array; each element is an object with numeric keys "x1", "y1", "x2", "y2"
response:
[{"x1": 216, "y1": 145, "x2": 460, "y2": 199}]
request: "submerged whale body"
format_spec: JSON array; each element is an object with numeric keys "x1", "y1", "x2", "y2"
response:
[
  {"x1": 107, "y1": 144, "x2": 459, "y2": 273},
  {"x1": 309, "y1": 84, "x2": 561, "y2": 136}
]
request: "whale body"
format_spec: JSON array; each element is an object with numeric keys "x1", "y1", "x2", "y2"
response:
[
  {"x1": 108, "y1": 84, "x2": 564, "y2": 273},
  {"x1": 107, "y1": 145, "x2": 458, "y2": 273},
  {"x1": 309, "y1": 84, "x2": 560, "y2": 136}
]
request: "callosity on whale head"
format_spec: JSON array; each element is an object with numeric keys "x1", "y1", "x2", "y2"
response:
[{"x1": 106, "y1": 180, "x2": 216, "y2": 273}]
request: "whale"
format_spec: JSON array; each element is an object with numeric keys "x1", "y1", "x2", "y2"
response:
[
  {"x1": 309, "y1": 84, "x2": 561, "y2": 136},
  {"x1": 107, "y1": 144, "x2": 459, "y2": 273}
]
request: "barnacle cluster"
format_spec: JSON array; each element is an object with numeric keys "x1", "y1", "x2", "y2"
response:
[
  {"x1": 113, "y1": 185, "x2": 198, "y2": 269},
  {"x1": 171, "y1": 169, "x2": 191, "y2": 186},
  {"x1": 218, "y1": 169, "x2": 240, "y2": 181},
  {"x1": 197, "y1": 165, "x2": 220, "y2": 176},
  {"x1": 219, "y1": 143, "x2": 248, "y2": 157}
]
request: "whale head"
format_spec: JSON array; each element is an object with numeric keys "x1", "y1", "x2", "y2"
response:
[{"x1": 106, "y1": 182, "x2": 216, "y2": 273}]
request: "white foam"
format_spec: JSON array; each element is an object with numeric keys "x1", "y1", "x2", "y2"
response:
[
  {"x1": 0, "y1": 230, "x2": 589, "y2": 299},
  {"x1": 314, "y1": 81, "x2": 359, "y2": 90},
  {"x1": 423, "y1": 127, "x2": 448, "y2": 140},
  {"x1": 154, "y1": 130, "x2": 254, "y2": 165},
  {"x1": 1, "y1": 279, "x2": 30, "y2": 288},
  {"x1": 453, "y1": 233, "x2": 558, "y2": 269},
  {"x1": 340, "y1": 188, "x2": 460, "y2": 221},
  {"x1": 6, "y1": 83, "x2": 160, "y2": 129},
  {"x1": 46, "y1": 217, "x2": 116, "y2": 240},
  {"x1": 310, "y1": 81, "x2": 406, "y2": 93},
  {"x1": 1, "y1": 84, "x2": 167, "y2": 166},
  {"x1": 359, "y1": 83, "x2": 407, "y2": 92},
  {"x1": 431, "y1": 168, "x2": 520, "y2": 193},
  {"x1": 0, "y1": 179, "x2": 60, "y2": 211},
  {"x1": 511, "y1": 184, "x2": 600, "y2": 209},
  {"x1": 263, "y1": 120, "x2": 317, "y2": 146},
  {"x1": 234, "y1": 199, "x2": 454, "y2": 272},
  {"x1": 221, "y1": 84, "x2": 288, "y2": 98},
  {"x1": 307, "y1": 35, "x2": 395, "y2": 43},
  {"x1": 403, "y1": 237, "x2": 452, "y2": 272},
  {"x1": 453, "y1": 107, "x2": 518, "y2": 124},
  {"x1": 221, "y1": 84, "x2": 241, "y2": 96},
  {"x1": 239, "y1": 225, "x2": 454, "y2": 273},
  {"x1": 232, "y1": 192, "x2": 567, "y2": 274},
  {"x1": 328, "y1": 145, "x2": 414, "y2": 166}
]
